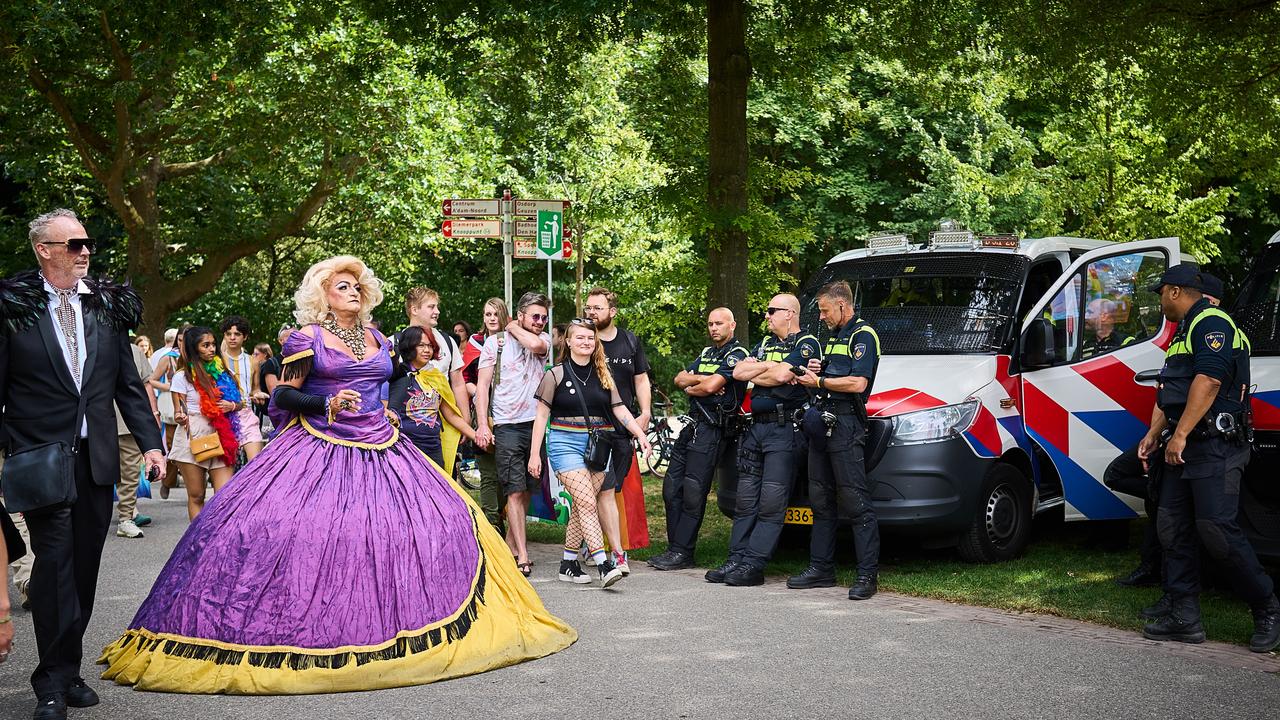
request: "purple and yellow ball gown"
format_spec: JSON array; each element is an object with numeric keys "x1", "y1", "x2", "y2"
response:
[{"x1": 99, "y1": 327, "x2": 575, "y2": 694}]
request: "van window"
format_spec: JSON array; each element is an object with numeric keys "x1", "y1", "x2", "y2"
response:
[
  {"x1": 801, "y1": 252, "x2": 1030, "y2": 355},
  {"x1": 1236, "y1": 243, "x2": 1280, "y2": 356},
  {"x1": 1044, "y1": 249, "x2": 1166, "y2": 365},
  {"x1": 1017, "y1": 259, "x2": 1065, "y2": 323}
]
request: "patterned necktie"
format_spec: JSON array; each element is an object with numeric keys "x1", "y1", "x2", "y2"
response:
[{"x1": 53, "y1": 286, "x2": 81, "y2": 385}]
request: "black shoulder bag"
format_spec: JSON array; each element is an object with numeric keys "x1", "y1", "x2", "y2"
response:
[
  {"x1": 2, "y1": 388, "x2": 88, "y2": 514},
  {"x1": 563, "y1": 362, "x2": 613, "y2": 471}
]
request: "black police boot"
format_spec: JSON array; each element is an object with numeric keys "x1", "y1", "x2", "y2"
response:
[
  {"x1": 1248, "y1": 595, "x2": 1280, "y2": 654},
  {"x1": 786, "y1": 566, "x2": 836, "y2": 589},
  {"x1": 1115, "y1": 562, "x2": 1161, "y2": 588},
  {"x1": 1140, "y1": 593, "x2": 1173, "y2": 620},
  {"x1": 1142, "y1": 597, "x2": 1205, "y2": 644},
  {"x1": 725, "y1": 564, "x2": 765, "y2": 587},
  {"x1": 705, "y1": 559, "x2": 740, "y2": 583},
  {"x1": 848, "y1": 574, "x2": 878, "y2": 601},
  {"x1": 650, "y1": 551, "x2": 694, "y2": 571},
  {"x1": 646, "y1": 550, "x2": 676, "y2": 568}
]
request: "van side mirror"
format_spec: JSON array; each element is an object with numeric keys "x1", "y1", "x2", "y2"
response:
[{"x1": 1020, "y1": 318, "x2": 1054, "y2": 370}]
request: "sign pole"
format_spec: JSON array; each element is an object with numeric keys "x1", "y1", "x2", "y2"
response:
[
  {"x1": 546, "y1": 258, "x2": 554, "y2": 331},
  {"x1": 502, "y1": 189, "x2": 513, "y2": 309}
]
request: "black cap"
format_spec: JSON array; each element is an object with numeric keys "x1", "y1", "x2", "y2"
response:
[
  {"x1": 1201, "y1": 272, "x2": 1224, "y2": 300},
  {"x1": 1148, "y1": 263, "x2": 1209, "y2": 293}
]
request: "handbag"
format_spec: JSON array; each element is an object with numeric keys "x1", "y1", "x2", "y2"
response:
[
  {"x1": 1, "y1": 387, "x2": 88, "y2": 514},
  {"x1": 190, "y1": 433, "x2": 225, "y2": 462},
  {"x1": 563, "y1": 361, "x2": 612, "y2": 472}
]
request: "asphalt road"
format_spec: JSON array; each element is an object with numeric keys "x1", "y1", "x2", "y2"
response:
[{"x1": 2, "y1": 493, "x2": 1277, "y2": 720}]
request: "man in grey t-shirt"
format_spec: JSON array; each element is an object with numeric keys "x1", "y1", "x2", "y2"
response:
[{"x1": 475, "y1": 291, "x2": 551, "y2": 574}]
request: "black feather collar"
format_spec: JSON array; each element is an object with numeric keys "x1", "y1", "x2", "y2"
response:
[{"x1": 0, "y1": 269, "x2": 143, "y2": 335}]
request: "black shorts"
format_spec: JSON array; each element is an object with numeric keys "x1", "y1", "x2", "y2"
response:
[
  {"x1": 494, "y1": 421, "x2": 541, "y2": 496},
  {"x1": 604, "y1": 432, "x2": 636, "y2": 491}
]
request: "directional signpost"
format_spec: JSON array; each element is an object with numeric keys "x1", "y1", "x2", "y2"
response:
[
  {"x1": 441, "y1": 199, "x2": 501, "y2": 217},
  {"x1": 441, "y1": 219, "x2": 502, "y2": 238},
  {"x1": 440, "y1": 193, "x2": 571, "y2": 311}
]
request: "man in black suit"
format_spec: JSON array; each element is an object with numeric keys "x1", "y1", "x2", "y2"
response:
[{"x1": 0, "y1": 209, "x2": 164, "y2": 720}]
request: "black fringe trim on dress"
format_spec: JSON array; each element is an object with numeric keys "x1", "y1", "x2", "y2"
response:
[
  {"x1": 280, "y1": 355, "x2": 314, "y2": 381},
  {"x1": 117, "y1": 509, "x2": 489, "y2": 672}
]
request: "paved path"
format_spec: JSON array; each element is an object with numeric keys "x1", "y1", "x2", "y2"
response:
[{"x1": 2, "y1": 494, "x2": 1276, "y2": 719}]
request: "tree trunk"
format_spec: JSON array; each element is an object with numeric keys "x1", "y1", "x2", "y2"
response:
[{"x1": 706, "y1": 0, "x2": 751, "y2": 340}]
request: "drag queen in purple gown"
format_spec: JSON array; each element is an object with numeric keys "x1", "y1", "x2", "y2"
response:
[{"x1": 100, "y1": 256, "x2": 575, "y2": 694}]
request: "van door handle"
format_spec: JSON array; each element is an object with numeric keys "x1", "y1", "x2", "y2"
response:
[{"x1": 1134, "y1": 369, "x2": 1160, "y2": 384}]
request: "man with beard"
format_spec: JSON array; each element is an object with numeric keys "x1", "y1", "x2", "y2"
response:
[{"x1": 583, "y1": 287, "x2": 652, "y2": 574}]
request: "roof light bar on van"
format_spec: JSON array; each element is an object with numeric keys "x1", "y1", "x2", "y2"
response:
[
  {"x1": 865, "y1": 233, "x2": 912, "y2": 254},
  {"x1": 928, "y1": 230, "x2": 977, "y2": 249}
]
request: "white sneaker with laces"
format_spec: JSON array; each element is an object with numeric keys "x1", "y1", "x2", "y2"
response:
[
  {"x1": 616, "y1": 551, "x2": 630, "y2": 576},
  {"x1": 116, "y1": 519, "x2": 144, "y2": 538}
]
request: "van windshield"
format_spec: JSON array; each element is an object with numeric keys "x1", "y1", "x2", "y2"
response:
[
  {"x1": 801, "y1": 252, "x2": 1030, "y2": 354},
  {"x1": 1236, "y1": 242, "x2": 1280, "y2": 356}
]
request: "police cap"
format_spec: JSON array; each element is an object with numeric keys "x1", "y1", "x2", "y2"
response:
[
  {"x1": 1148, "y1": 263, "x2": 1210, "y2": 293},
  {"x1": 1201, "y1": 272, "x2": 1225, "y2": 300}
]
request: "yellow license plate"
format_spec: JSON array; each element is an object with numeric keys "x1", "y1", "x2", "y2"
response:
[{"x1": 783, "y1": 507, "x2": 813, "y2": 525}]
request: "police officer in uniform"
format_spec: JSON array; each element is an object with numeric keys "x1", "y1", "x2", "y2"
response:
[
  {"x1": 1139, "y1": 264, "x2": 1279, "y2": 652},
  {"x1": 789, "y1": 280, "x2": 882, "y2": 600},
  {"x1": 706, "y1": 293, "x2": 823, "y2": 586},
  {"x1": 649, "y1": 308, "x2": 749, "y2": 571}
]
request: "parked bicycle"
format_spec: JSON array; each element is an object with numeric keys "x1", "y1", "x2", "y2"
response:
[{"x1": 644, "y1": 388, "x2": 687, "y2": 478}]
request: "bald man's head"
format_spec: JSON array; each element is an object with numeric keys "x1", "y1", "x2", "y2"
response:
[
  {"x1": 766, "y1": 293, "x2": 801, "y2": 336},
  {"x1": 707, "y1": 307, "x2": 736, "y2": 345},
  {"x1": 771, "y1": 294, "x2": 799, "y2": 311}
]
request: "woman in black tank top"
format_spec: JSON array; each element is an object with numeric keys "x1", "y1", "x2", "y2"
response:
[{"x1": 530, "y1": 319, "x2": 651, "y2": 587}]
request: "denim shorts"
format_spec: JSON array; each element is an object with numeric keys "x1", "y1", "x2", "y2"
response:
[{"x1": 547, "y1": 428, "x2": 590, "y2": 473}]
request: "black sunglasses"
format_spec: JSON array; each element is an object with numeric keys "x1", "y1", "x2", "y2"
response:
[
  {"x1": 766, "y1": 306, "x2": 794, "y2": 315},
  {"x1": 41, "y1": 238, "x2": 96, "y2": 254},
  {"x1": 569, "y1": 317, "x2": 595, "y2": 328}
]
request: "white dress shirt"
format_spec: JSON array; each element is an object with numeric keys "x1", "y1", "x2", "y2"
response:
[{"x1": 43, "y1": 277, "x2": 90, "y2": 437}]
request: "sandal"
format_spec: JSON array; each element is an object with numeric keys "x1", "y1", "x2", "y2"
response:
[{"x1": 517, "y1": 561, "x2": 533, "y2": 577}]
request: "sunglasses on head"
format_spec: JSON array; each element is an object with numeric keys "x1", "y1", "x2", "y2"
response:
[
  {"x1": 569, "y1": 317, "x2": 595, "y2": 328},
  {"x1": 42, "y1": 238, "x2": 96, "y2": 254},
  {"x1": 766, "y1": 306, "x2": 793, "y2": 315}
]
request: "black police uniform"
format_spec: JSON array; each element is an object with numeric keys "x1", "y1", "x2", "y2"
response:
[
  {"x1": 1150, "y1": 297, "x2": 1275, "y2": 632},
  {"x1": 661, "y1": 339, "x2": 749, "y2": 558},
  {"x1": 724, "y1": 331, "x2": 822, "y2": 573},
  {"x1": 1081, "y1": 330, "x2": 1133, "y2": 359},
  {"x1": 807, "y1": 318, "x2": 880, "y2": 578}
]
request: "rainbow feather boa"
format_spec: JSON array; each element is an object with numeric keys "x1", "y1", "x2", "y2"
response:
[{"x1": 195, "y1": 357, "x2": 241, "y2": 465}]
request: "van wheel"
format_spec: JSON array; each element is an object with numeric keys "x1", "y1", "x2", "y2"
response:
[{"x1": 957, "y1": 464, "x2": 1032, "y2": 563}]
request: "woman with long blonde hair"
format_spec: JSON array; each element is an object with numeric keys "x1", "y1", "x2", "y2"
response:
[
  {"x1": 528, "y1": 318, "x2": 652, "y2": 587},
  {"x1": 102, "y1": 255, "x2": 576, "y2": 694}
]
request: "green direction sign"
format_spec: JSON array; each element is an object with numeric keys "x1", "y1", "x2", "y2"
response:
[{"x1": 536, "y1": 209, "x2": 564, "y2": 260}]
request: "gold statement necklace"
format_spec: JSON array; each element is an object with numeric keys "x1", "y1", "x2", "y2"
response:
[{"x1": 323, "y1": 318, "x2": 366, "y2": 361}]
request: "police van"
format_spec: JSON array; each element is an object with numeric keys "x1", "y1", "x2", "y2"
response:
[{"x1": 718, "y1": 230, "x2": 1280, "y2": 562}]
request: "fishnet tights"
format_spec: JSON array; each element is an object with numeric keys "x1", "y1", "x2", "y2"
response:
[{"x1": 561, "y1": 467, "x2": 606, "y2": 554}]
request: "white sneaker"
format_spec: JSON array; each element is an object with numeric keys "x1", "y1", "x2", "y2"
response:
[
  {"x1": 116, "y1": 520, "x2": 144, "y2": 538},
  {"x1": 615, "y1": 551, "x2": 630, "y2": 576}
]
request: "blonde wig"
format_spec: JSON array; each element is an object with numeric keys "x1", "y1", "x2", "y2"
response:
[{"x1": 292, "y1": 255, "x2": 384, "y2": 326}]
